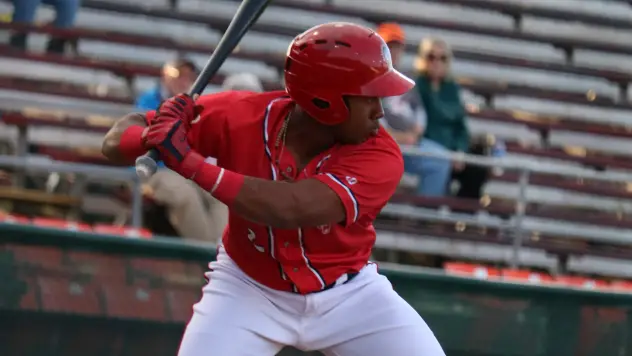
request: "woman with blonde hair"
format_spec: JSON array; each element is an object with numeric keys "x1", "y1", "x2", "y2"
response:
[{"x1": 408, "y1": 38, "x2": 469, "y2": 197}]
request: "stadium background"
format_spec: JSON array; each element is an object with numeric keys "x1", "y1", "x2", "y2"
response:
[{"x1": 2, "y1": 0, "x2": 632, "y2": 355}]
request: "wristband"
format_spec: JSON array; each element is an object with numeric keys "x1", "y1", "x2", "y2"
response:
[
  {"x1": 180, "y1": 152, "x2": 244, "y2": 207},
  {"x1": 119, "y1": 126, "x2": 147, "y2": 160}
]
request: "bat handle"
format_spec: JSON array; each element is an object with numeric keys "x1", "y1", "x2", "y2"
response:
[{"x1": 135, "y1": 149, "x2": 160, "y2": 180}]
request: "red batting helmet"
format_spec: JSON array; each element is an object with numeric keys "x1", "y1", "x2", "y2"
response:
[{"x1": 284, "y1": 22, "x2": 415, "y2": 125}]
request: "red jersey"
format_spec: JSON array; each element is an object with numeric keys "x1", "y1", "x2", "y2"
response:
[{"x1": 147, "y1": 91, "x2": 404, "y2": 294}]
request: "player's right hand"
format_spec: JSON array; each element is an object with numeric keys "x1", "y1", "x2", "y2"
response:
[{"x1": 144, "y1": 115, "x2": 192, "y2": 167}]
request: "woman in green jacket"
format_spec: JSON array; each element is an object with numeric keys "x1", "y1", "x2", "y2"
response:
[{"x1": 407, "y1": 38, "x2": 469, "y2": 196}]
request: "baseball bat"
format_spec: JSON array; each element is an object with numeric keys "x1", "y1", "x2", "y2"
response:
[{"x1": 135, "y1": 0, "x2": 272, "y2": 180}]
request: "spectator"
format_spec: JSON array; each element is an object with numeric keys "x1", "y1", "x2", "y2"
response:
[
  {"x1": 135, "y1": 58, "x2": 199, "y2": 111},
  {"x1": 407, "y1": 38, "x2": 469, "y2": 197},
  {"x1": 137, "y1": 70, "x2": 264, "y2": 243},
  {"x1": 375, "y1": 23, "x2": 424, "y2": 146},
  {"x1": 222, "y1": 72, "x2": 263, "y2": 92},
  {"x1": 136, "y1": 59, "x2": 229, "y2": 244},
  {"x1": 141, "y1": 168, "x2": 224, "y2": 243},
  {"x1": 450, "y1": 135, "x2": 490, "y2": 200},
  {"x1": 9, "y1": 0, "x2": 81, "y2": 53}
]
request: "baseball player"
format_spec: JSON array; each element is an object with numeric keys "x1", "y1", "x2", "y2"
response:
[{"x1": 102, "y1": 22, "x2": 445, "y2": 356}]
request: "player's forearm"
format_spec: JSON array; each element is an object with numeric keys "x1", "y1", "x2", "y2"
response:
[
  {"x1": 183, "y1": 154, "x2": 342, "y2": 228},
  {"x1": 102, "y1": 113, "x2": 148, "y2": 165}
]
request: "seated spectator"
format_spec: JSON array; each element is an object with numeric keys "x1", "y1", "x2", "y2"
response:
[
  {"x1": 451, "y1": 136, "x2": 489, "y2": 200},
  {"x1": 376, "y1": 23, "x2": 424, "y2": 146},
  {"x1": 9, "y1": 0, "x2": 81, "y2": 53},
  {"x1": 141, "y1": 169, "x2": 223, "y2": 242},
  {"x1": 406, "y1": 38, "x2": 469, "y2": 197},
  {"x1": 135, "y1": 58, "x2": 199, "y2": 111},
  {"x1": 136, "y1": 70, "x2": 266, "y2": 244}
]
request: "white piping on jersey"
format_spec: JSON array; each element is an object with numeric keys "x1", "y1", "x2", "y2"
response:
[
  {"x1": 298, "y1": 228, "x2": 326, "y2": 290},
  {"x1": 262, "y1": 98, "x2": 284, "y2": 261},
  {"x1": 315, "y1": 154, "x2": 331, "y2": 172},
  {"x1": 262, "y1": 96, "x2": 325, "y2": 290},
  {"x1": 324, "y1": 173, "x2": 359, "y2": 223},
  {"x1": 263, "y1": 98, "x2": 283, "y2": 181}
]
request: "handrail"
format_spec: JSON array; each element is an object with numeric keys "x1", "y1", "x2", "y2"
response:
[
  {"x1": 400, "y1": 144, "x2": 632, "y2": 183},
  {"x1": 399, "y1": 144, "x2": 632, "y2": 267},
  {"x1": 0, "y1": 155, "x2": 144, "y2": 228},
  {"x1": 1, "y1": 141, "x2": 629, "y2": 267}
]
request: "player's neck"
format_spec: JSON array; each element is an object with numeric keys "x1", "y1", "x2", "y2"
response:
[{"x1": 285, "y1": 108, "x2": 335, "y2": 165}]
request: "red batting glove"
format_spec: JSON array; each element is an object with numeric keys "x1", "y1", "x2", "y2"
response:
[
  {"x1": 145, "y1": 116, "x2": 189, "y2": 169},
  {"x1": 154, "y1": 93, "x2": 201, "y2": 125},
  {"x1": 144, "y1": 116, "x2": 206, "y2": 179}
]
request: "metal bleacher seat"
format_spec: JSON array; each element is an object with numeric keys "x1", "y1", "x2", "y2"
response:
[{"x1": 68, "y1": 1, "x2": 632, "y2": 155}]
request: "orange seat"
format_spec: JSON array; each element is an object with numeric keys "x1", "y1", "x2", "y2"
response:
[
  {"x1": 501, "y1": 269, "x2": 554, "y2": 284},
  {"x1": 37, "y1": 275, "x2": 102, "y2": 315},
  {"x1": 555, "y1": 275, "x2": 608, "y2": 289},
  {"x1": 93, "y1": 224, "x2": 152, "y2": 239},
  {"x1": 608, "y1": 280, "x2": 632, "y2": 293},
  {"x1": 0, "y1": 212, "x2": 29, "y2": 224},
  {"x1": 444, "y1": 262, "x2": 500, "y2": 279},
  {"x1": 31, "y1": 217, "x2": 92, "y2": 232}
]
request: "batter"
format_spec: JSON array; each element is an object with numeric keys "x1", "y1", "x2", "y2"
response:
[{"x1": 102, "y1": 22, "x2": 445, "y2": 356}]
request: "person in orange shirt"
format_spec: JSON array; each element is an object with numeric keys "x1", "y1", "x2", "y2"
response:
[{"x1": 376, "y1": 23, "x2": 425, "y2": 146}]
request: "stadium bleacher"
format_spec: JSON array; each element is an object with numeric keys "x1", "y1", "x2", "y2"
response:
[
  {"x1": 0, "y1": 0, "x2": 631, "y2": 275},
  {"x1": 3, "y1": 1, "x2": 632, "y2": 354}
]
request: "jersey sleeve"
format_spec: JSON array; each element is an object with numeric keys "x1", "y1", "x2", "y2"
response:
[
  {"x1": 313, "y1": 135, "x2": 404, "y2": 227},
  {"x1": 142, "y1": 92, "x2": 234, "y2": 159}
]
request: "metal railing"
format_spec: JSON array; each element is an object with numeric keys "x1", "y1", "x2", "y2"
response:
[
  {"x1": 0, "y1": 155, "x2": 144, "y2": 228},
  {"x1": 397, "y1": 144, "x2": 632, "y2": 268},
  {"x1": 1, "y1": 144, "x2": 631, "y2": 267}
]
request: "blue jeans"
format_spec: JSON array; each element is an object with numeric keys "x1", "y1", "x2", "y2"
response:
[
  {"x1": 403, "y1": 139, "x2": 452, "y2": 197},
  {"x1": 12, "y1": 0, "x2": 80, "y2": 28}
]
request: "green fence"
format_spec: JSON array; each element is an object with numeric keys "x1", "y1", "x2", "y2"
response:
[{"x1": 1, "y1": 223, "x2": 632, "y2": 356}]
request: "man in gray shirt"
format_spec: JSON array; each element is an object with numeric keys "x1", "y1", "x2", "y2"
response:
[{"x1": 376, "y1": 23, "x2": 425, "y2": 145}]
